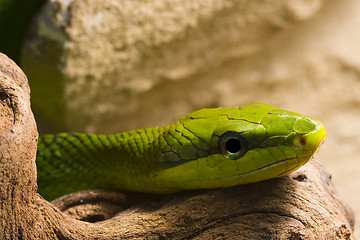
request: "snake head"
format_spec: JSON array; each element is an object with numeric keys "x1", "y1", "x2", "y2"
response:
[{"x1": 153, "y1": 103, "x2": 326, "y2": 193}]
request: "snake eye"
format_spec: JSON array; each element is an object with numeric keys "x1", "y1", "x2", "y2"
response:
[{"x1": 219, "y1": 131, "x2": 248, "y2": 160}]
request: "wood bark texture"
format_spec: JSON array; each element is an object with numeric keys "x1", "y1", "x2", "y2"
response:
[{"x1": 0, "y1": 53, "x2": 355, "y2": 239}]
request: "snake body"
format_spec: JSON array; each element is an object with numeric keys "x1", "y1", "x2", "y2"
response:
[{"x1": 36, "y1": 103, "x2": 325, "y2": 200}]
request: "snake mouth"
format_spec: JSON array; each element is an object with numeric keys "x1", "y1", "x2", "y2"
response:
[{"x1": 218, "y1": 154, "x2": 313, "y2": 181}]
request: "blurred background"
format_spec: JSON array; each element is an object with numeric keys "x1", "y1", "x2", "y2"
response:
[{"x1": 1, "y1": 0, "x2": 359, "y2": 237}]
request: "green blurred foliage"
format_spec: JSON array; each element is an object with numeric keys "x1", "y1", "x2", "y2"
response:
[{"x1": 0, "y1": 0, "x2": 46, "y2": 62}]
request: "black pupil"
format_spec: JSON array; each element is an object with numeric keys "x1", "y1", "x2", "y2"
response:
[{"x1": 226, "y1": 138, "x2": 241, "y2": 153}]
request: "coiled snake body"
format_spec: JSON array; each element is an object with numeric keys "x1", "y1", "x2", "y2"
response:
[{"x1": 36, "y1": 103, "x2": 325, "y2": 200}]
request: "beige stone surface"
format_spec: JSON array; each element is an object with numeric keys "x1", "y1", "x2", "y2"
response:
[
  {"x1": 22, "y1": 0, "x2": 324, "y2": 132},
  {"x1": 21, "y1": 0, "x2": 360, "y2": 238}
]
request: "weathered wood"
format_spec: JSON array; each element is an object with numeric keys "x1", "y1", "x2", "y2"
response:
[{"x1": 0, "y1": 53, "x2": 355, "y2": 239}]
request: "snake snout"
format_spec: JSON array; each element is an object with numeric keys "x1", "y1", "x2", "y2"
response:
[{"x1": 292, "y1": 118, "x2": 326, "y2": 155}]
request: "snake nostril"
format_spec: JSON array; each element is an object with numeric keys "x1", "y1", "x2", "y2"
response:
[
  {"x1": 291, "y1": 134, "x2": 308, "y2": 148},
  {"x1": 299, "y1": 136, "x2": 307, "y2": 146}
]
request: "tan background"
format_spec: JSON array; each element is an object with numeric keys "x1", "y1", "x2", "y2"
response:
[{"x1": 21, "y1": 0, "x2": 359, "y2": 238}]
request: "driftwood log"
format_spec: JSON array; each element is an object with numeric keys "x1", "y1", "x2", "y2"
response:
[{"x1": 0, "y1": 53, "x2": 355, "y2": 239}]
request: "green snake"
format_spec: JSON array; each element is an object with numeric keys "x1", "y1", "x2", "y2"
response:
[{"x1": 36, "y1": 103, "x2": 326, "y2": 200}]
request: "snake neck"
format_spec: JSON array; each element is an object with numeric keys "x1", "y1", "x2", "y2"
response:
[{"x1": 36, "y1": 127, "x2": 167, "y2": 200}]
